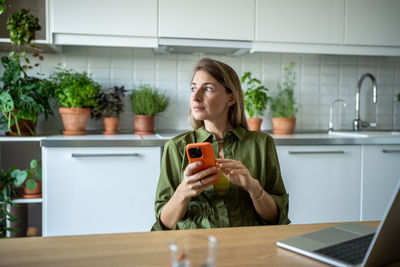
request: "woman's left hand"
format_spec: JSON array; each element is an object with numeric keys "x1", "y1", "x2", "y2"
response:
[{"x1": 216, "y1": 158, "x2": 257, "y2": 191}]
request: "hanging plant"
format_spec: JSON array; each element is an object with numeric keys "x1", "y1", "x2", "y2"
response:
[
  {"x1": 6, "y1": 8, "x2": 43, "y2": 69},
  {"x1": 0, "y1": 0, "x2": 6, "y2": 15}
]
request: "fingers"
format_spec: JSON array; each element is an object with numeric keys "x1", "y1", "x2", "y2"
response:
[
  {"x1": 184, "y1": 161, "x2": 203, "y2": 176},
  {"x1": 186, "y1": 166, "x2": 218, "y2": 183}
]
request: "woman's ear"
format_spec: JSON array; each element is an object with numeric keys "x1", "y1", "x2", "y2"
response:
[{"x1": 227, "y1": 94, "x2": 236, "y2": 107}]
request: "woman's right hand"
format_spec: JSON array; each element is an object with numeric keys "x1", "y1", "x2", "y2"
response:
[{"x1": 177, "y1": 161, "x2": 220, "y2": 199}]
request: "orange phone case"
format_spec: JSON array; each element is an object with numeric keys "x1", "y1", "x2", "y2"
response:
[{"x1": 186, "y1": 142, "x2": 219, "y2": 184}]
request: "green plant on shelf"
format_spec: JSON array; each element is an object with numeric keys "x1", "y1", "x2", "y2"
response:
[
  {"x1": 0, "y1": 159, "x2": 41, "y2": 238},
  {"x1": 130, "y1": 84, "x2": 169, "y2": 116},
  {"x1": 270, "y1": 62, "x2": 297, "y2": 118},
  {"x1": 0, "y1": 57, "x2": 54, "y2": 136},
  {"x1": 241, "y1": 72, "x2": 269, "y2": 118},
  {"x1": 6, "y1": 8, "x2": 43, "y2": 69}
]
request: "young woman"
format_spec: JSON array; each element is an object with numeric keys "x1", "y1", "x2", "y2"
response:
[{"x1": 152, "y1": 57, "x2": 290, "y2": 230}]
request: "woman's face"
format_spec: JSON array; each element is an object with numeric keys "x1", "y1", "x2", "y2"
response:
[{"x1": 190, "y1": 70, "x2": 235, "y2": 123}]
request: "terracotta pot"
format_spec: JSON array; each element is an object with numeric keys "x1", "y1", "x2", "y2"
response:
[
  {"x1": 59, "y1": 107, "x2": 91, "y2": 135},
  {"x1": 5, "y1": 110, "x2": 37, "y2": 136},
  {"x1": 23, "y1": 180, "x2": 42, "y2": 199},
  {"x1": 247, "y1": 118, "x2": 263, "y2": 131},
  {"x1": 134, "y1": 115, "x2": 155, "y2": 135},
  {"x1": 272, "y1": 118, "x2": 296, "y2": 135},
  {"x1": 103, "y1": 117, "x2": 120, "y2": 135}
]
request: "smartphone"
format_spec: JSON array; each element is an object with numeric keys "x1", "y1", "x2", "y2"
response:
[{"x1": 185, "y1": 142, "x2": 219, "y2": 184}]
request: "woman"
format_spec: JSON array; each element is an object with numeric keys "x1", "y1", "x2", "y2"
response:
[{"x1": 152, "y1": 57, "x2": 290, "y2": 230}]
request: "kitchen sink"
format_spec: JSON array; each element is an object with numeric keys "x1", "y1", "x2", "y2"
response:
[{"x1": 329, "y1": 131, "x2": 400, "y2": 138}]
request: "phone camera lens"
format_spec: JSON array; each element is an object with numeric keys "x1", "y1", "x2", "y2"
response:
[{"x1": 188, "y1": 147, "x2": 202, "y2": 158}]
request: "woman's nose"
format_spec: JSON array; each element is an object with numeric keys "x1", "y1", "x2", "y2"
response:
[{"x1": 192, "y1": 88, "x2": 203, "y2": 101}]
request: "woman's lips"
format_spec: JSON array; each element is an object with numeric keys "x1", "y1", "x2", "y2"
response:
[{"x1": 192, "y1": 106, "x2": 205, "y2": 111}]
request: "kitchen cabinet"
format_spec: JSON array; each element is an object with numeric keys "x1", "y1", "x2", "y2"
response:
[
  {"x1": 50, "y1": 0, "x2": 158, "y2": 47},
  {"x1": 345, "y1": 0, "x2": 400, "y2": 47},
  {"x1": 255, "y1": 0, "x2": 345, "y2": 44},
  {"x1": 159, "y1": 0, "x2": 254, "y2": 41},
  {"x1": 276, "y1": 145, "x2": 362, "y2": 224},
  {"x1": 361, "y1": 145, "x2": 400, "y2": 221},
  {"x1": 42, "y1": 146, "x2": 161, "y2": 236}
]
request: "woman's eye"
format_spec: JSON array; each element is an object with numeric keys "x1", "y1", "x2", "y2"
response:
[
  {"x1": 191, "y1": 87, "x2": 196, "y2": 92},
  {"x1": 205, "y1": 87, "x2": 212, "y2": 92}
]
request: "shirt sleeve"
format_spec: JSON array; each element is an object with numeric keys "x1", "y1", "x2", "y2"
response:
[
  {"x1": 151, "y1": 139, "x2": 183, "y2": 231},
  {"x1": 263, "y1": 135, "x2": 291, "y2": 225}
]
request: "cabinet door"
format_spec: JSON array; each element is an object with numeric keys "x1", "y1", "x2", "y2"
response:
[
  {"x1": 256, "y1": 0, "x2": 345, "y2": 44},
  {"x1": 345, "y1": 0, "x2": 400, "y2": 46},
  {"x1": 42, "y1": 147, "x2": 161, "y2": 236},
  {"x1": 362, "y1": 145, "x2": 400, "y2": 221},
  {"x1": 276, "y1": 145, "x2": 361, "y2": 224},
  {"x1": 52, "y1": 0, "x2": 157, "y2": 36},
  {"x1": 159, "y1": 0, "x2": 254, "y2": 41}
]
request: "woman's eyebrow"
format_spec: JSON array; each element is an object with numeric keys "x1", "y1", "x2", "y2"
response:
[{"x1": 191, "y1": 82, "x2": 215, "y2": 86}]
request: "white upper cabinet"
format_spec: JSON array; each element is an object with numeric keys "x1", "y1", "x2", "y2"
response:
[
  {"x1": 345, "y1": 0, "x2": 400, "y2": 46},
  {"x1": 255, "y1": 0, "x2": 345, "y2": 44},
  {"x1": 159, "y1": 0, "x2": 254, "y2": 41},
  {"x1": 51, "y1": 0, "x2": 158, "y2": 47}
]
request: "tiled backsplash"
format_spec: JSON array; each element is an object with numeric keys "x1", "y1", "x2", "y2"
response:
[{"x1": 1, "y1": 46, "x2": 400, "y2": 134}]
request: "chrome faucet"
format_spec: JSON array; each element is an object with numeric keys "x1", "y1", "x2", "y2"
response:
[
  {"x1": 353, "y1": 73, "x2": 377, "y2": 131},
  {"x1": 328, "y1": 99, "x2": 347, "y2": 132}
]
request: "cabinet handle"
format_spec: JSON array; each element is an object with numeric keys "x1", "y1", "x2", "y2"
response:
[
  {"x1": 288, "y1": 151, "x2": 345, "y2": 155},
  {"x1": 71, "y1": 153, "x2": 139, "y2": 158},
  {"x1": 382, "y1": 150, "x2": 400, "y2": 153}
]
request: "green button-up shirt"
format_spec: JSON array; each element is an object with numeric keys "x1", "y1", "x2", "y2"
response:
[{"x1": 151, "y1": 126, "x2": 290, "y2": 230}]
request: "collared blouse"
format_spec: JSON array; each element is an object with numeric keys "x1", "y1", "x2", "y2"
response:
[{"x1": 151, "y1": 126, "x2": 290, "y2": 230}]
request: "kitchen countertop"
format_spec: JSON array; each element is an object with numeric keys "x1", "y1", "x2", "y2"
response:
[{"x1": 36, "y1": 130, "x2": 400, "y2": 147}]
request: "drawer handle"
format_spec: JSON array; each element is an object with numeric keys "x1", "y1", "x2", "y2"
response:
[
  {"x1": 382, "y1": 150, "x2": 400, "y2": 153},
  {"x1": 288, "y1": 151, "x2": 345, "y2": 155},
  {"x1": 71, "y1": 153, "x2": 139, "y2": 158}
]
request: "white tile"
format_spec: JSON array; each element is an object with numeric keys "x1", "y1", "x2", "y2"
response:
[
  {"x1": 301, "y1": 54, "x2": 320, "y2": 63},
  {"x1": 321, "y1": 64, "x2": 339, "y2": 75},
  {"x1": 321, "y1": 75, "x2": 339, "y2": 85},
  {"x1": 320, "y1": 85, "x2": 338, "y2": 96},
  {"x1": 302, "y1": 64, "x2": 320, "y2": 74},
  {"x1": 301, "y1": 84, "x2": 319, "y2": 94},
  {"x1": 134, "y1": 68, "x2": 156, "y2": 81},
  {"x1": 359, "y1": 56, "x2": 377, "y2": 65},
  {"x1": 321, "y1": 55, "x2": 340, "y2": 64},
  {"x1": 339, "y1": 55, "x2": 358, "y2": 64}
]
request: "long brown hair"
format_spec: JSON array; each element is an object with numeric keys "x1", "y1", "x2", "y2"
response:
[{"x1": 189, "y1": 57, "x2": 248, "y2": 130}]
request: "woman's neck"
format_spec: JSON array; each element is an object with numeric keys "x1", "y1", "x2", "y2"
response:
[{"x1": 204, "y1": 120, "x2": 232, "y2": 139}]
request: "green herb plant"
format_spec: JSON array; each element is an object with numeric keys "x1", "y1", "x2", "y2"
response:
[
  {"x1": 241, "y1": 72, "x2": 269, "y2": 118},
  {"x1": 50, "y1": 68, "x2": 101, "y2": 108},
  {"x1": 0, "y1": 57, "x2": 54, "y2": 135},
  {"x1": 6, "y1": 8, "x2": 43, "y2": 69},
  {"x1": 130, "y1": 85, "x2": 169, "y2": 116},
  {"x1": 270, "y1": 62, "x2": 297, "y2": 118},
  {"x1": 91, "y1": 86, "x2": 127, "y2": 119},
  {"x1": 0, "y1": 159, "x2": 41, "y2": 237}
]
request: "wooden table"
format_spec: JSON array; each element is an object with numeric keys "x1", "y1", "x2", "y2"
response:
[{"x1": 0, "y1": 221, "x2": 383, "y2": 267}]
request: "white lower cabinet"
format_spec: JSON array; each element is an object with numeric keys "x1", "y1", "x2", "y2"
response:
[
  {"x1": 361, "y1": 145, "x2": 400, "y2": 221},
  {"x1": 42, "y1": 146, "x2": 161, "y2": 236},
  {"x1": 276, "y1": 145, "x2": 362, "y2": 224}
]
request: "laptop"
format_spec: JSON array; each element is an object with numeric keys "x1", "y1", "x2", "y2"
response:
[{"x1": 277, "y1": 180, "x2": 400, "y2": 267}]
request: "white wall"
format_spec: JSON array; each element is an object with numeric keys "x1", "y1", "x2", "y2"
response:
[{"x1": 1, "y1": 47, "x2": 400, "y2": 134}]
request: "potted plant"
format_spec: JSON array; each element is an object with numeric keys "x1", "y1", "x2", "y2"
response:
[
  {"x1": 11, "y1": 159, "x2": 42, "y2": 199},
  {"x1": 50, "y1": 68, "x2": 100, "y2": 135},
  {"x1": 6, "y1": 8, "x2": 43, "y2": 69},
  {"x1": 130, "y1": 85, "x2": 169, "y2": 135},
  {"x1": 270, "y1": 62, "x2": 298, "y2": 135},
  {"x1": 0, "y1": 57, "x2": 54, "y2": 136},
  {"x1": 91, "y1": 85, "x2": 127, "y2": 135},
  {"x1": 0, "y1": 165, "x2": 26, "y2": 237},
  {"x1": 241, "y1": 72, "x2": 269, "y2": 131}
]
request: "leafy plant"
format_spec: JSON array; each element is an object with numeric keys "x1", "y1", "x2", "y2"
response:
[
  {"x1": 397, "y1": 93, "x2": 400, "y2": 102},
  {"x1": 91, "y1": 86, "x2": 127, "y2": 119},
  {"x1": 0, "y1": 159, "x2": 41, "y2": 237},
  {"x1": 0, "y1": 0, "x2": 6, "y2": 15},
  {"x1": 130, "y1": 85, "x2": 169, "y2": 116},
  {"x1": 270, "y1": 62, "x2": 297, "y2": 118},
  {"x1": 6, "y1": 8, "x2": 43, "y2": 69},
  {"x1": 241, "y1": 72, "x2": 269, "y2": 118},
  {"x1": 50, "y1": 68, "x2": 101, "y2": 108},
  {"x1": 0, "y1": 57, "x2": 54, "y2": 135}
]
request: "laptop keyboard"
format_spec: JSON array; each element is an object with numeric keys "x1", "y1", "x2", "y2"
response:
[{"x1": 314, "y1": 233, "x2": 375, "y2": 264}]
